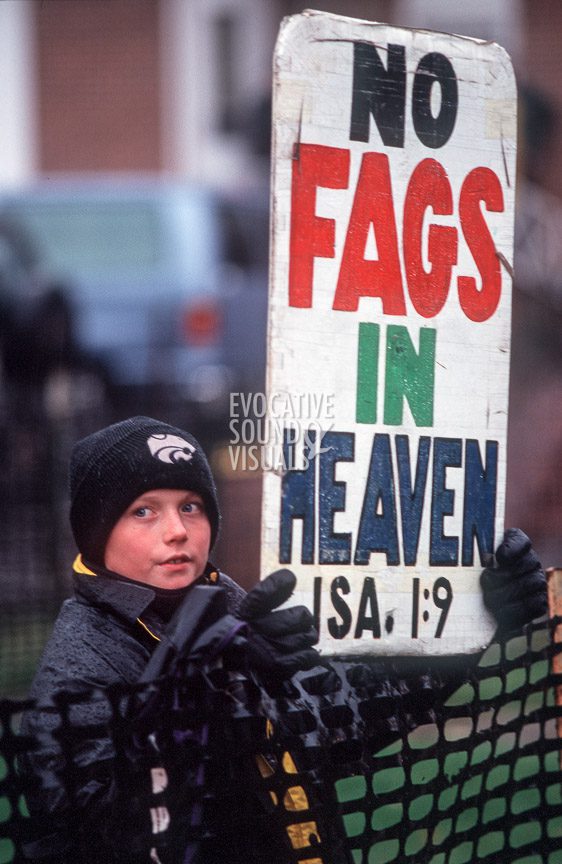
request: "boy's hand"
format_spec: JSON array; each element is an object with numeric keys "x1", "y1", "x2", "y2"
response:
[
  {"x1": 480, "y1": 528, "x2": 548, "y2": 632},
  {"x1": 237, "y1": 569, "x2": 320, "y2": 681}
]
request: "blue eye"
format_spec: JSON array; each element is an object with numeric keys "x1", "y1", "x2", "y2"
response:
[
  {"x1": 181, "y1": 500, "x2": 203, "y2": 514},
  {"x1": 134, "y1": 506, "x2": 150, "y2": 518}
]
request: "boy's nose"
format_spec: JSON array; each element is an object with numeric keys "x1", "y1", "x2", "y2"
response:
[{"x1": 163, "y1": 510, "x2": 188, "y2": 542}]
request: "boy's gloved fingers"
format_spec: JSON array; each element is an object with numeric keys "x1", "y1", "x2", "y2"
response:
[
  {"x1": 495, "y1": 550, "x2": 542, "y2": 584},
  {"x1": 257, "y1": 628, "x2": 319, "y2": 652},
  {"x1": 251, "y1": 605, "x2": 316, "y2": 638},
  {"x1": 235, "y1": 571, "x2": 323, "y2": 682},
  {"x1": 238, "y1": 569, "x2": 296, "y2": 620},
  {"x1": 523, "y1": 587, "x2": 549, "y2": 619},
  {"x1": 281, "y1": 648, "x2": 322, "y2": 674},
  {"x1": 481, "y1": 543, "x2": 543, "y2": 591},
  {"x1": 495, "y1": 528, "x2": 532, "y2": 567},
  {"x1": 249, "y1": 645, "x2": 320, "y2": 678},
  {"x1": 480, "y1": 567, "x2": 546, "y2": 602},
  {"x1": 493, "y1": 590, "x2": 548, "y2": 630}
]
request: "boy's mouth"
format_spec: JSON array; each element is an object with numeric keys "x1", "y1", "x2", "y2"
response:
[{"x1": 161, "y1": 554, "x2": 191, "y2": 566}]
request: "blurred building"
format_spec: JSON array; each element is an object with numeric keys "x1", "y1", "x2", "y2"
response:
[
  {"x1": 0, "y1": 0, "x2": 277, "y2": 193},
  {"x1": 0, "y1": 1, "x2": 558, "y2": 187}
]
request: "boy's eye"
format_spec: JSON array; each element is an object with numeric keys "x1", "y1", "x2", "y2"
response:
[
  {"x1": 181, "y1": 501, "x2": 202, "y2": 514},
  {"x1": 133, "y1": 506, "x2": 150, "y2": 518}
]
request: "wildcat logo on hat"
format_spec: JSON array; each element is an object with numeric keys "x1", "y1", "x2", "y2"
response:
[{"x1": 147, "y1": 433, "x2": 196, "y2": 464}]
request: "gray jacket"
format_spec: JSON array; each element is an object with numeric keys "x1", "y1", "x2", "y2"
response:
[
  {"x1": 19, "y1": 560, "x2": 246, "y2": 863},
  {"x1": 19, "y1": 561, "x2": 479, "y2": 864}
]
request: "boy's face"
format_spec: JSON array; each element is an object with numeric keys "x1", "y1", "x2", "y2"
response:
[{"x1": 104, "y1": 488, "x2": 211, "y2": 590}]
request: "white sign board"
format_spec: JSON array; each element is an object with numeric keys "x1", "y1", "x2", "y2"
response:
[{"x1": 261, "y1": 10, "x2": 516, "y2": 656}]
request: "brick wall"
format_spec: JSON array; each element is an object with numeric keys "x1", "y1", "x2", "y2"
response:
[
  {"x1": 35, "y1": 0, "x2": 162, "y2": 172},
  {"x1": 522, "y1": 0, "x2": 562, "y2": 197}
]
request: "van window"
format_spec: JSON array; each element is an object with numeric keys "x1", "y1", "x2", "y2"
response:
[{"x1": 4, "y1": 202, "x2": 162, "y2": 276}]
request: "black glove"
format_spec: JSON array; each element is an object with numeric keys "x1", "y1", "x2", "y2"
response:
[
  {"x1": 236, "y1": 569, "x2": 320, "y2": 681},
  {"x1": 480, "y1": 528, "x2": 548, "y2": 632}
]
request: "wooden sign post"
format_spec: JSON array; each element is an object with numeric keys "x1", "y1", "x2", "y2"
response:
[
  {"x1": 261, "y1": 10, "x2": 517, "y2": 656},
  {"x1": 547, "y1": 568, "x2": 562, "y2": 754}
]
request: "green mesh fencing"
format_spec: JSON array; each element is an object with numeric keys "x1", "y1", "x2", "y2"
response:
[
  {"x1": 336, "y1": 622, "x2": 561, "y2": 863},
  {"x1": 0, "y1": 617, "x2": 561, "y2": 863}
]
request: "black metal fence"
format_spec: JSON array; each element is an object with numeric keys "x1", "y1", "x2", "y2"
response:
[
  {"x1": 0, "y1": 371, "x2": 112, "y2": 699},
  {"x1": 0, "y1": 618, "x2": 561, "y2": 863}
]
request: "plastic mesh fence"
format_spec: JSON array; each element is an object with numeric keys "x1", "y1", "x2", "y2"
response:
[{"x1": 1, "y1": 617, "x2": 561, "y2": 864}]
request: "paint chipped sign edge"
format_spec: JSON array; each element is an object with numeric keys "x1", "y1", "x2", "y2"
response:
[{"x1": 260, "y1": 10, "x2": 516, "y2": 657}]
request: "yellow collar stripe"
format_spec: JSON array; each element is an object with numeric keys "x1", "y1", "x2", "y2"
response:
[
  {"x1": 73, "y1": 554, "x2": 97, "y2": 576},
  {"x1": 136, "y1": 618, "x2": 161, "y2": 642}
]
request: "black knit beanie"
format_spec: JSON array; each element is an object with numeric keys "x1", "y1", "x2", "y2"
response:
[{"x1": 69, "y1": 416, "x2": 220, "y2": 566}]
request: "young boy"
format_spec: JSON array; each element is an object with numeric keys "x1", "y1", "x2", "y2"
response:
[
  {"x1": 19, "y1": 415, "x2": 319, "y2": 863},
  {"x1": 19, "y1": 415, "x2": 547, "y2": 863}
]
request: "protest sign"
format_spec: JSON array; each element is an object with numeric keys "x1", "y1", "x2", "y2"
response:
[{"x1": 260, "y1": 10, "x2": 517, "y2": 655}]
